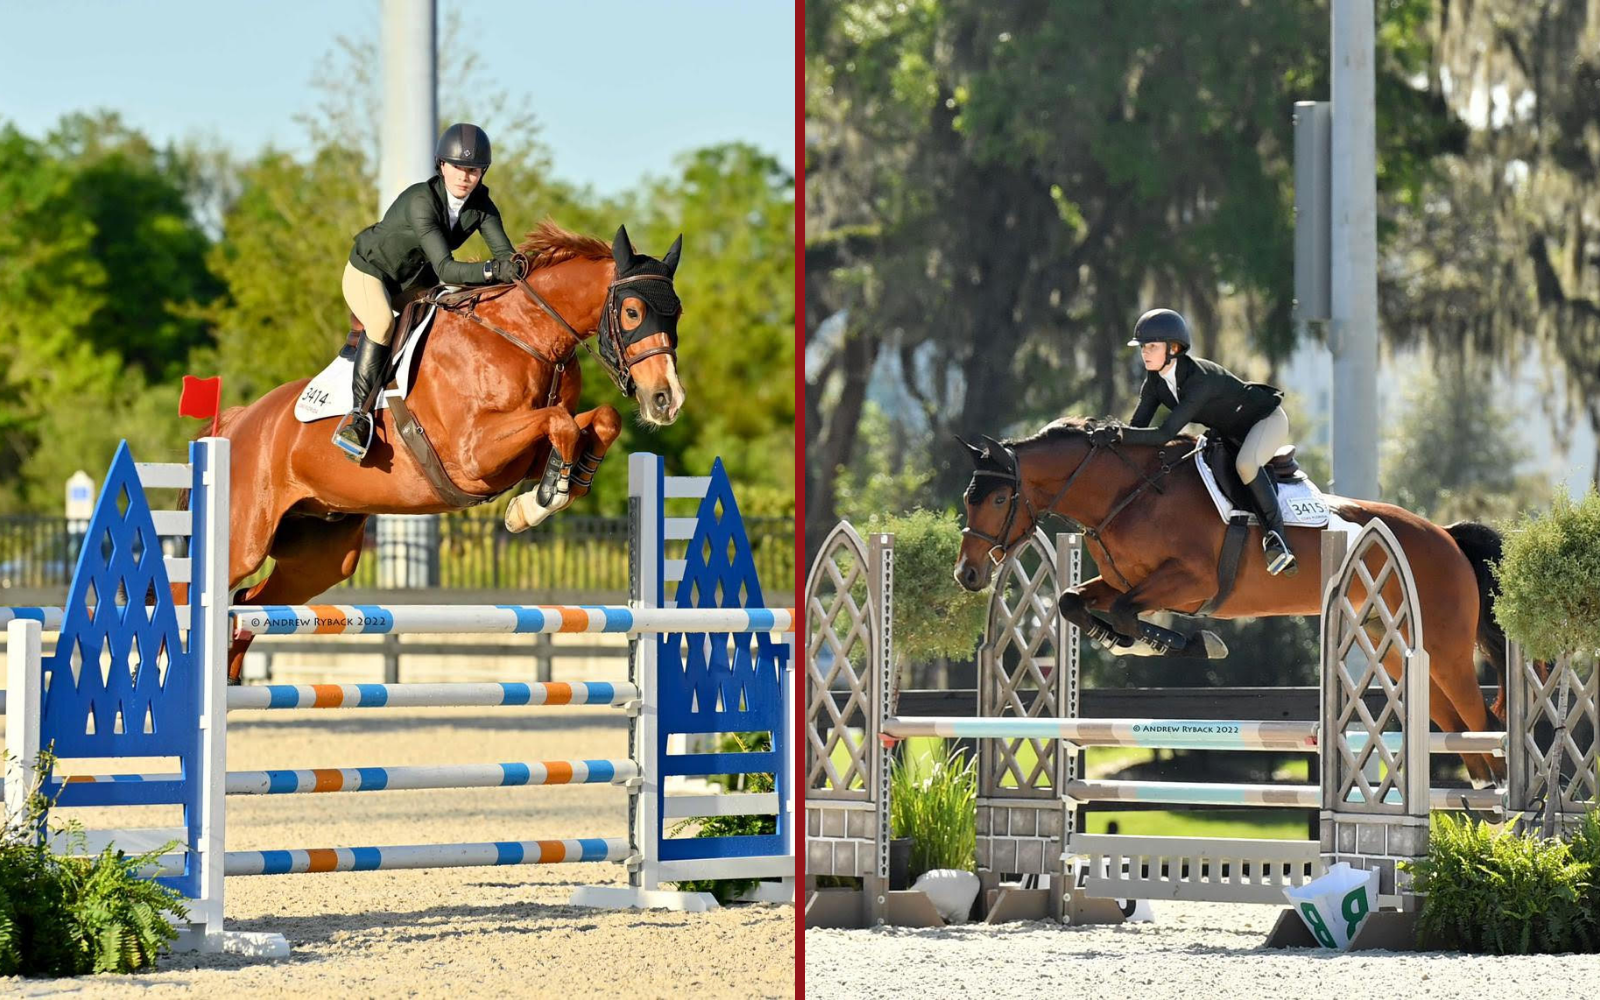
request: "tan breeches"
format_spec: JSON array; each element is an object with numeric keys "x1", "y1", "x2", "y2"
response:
[
  {"x1": 1236, "y1": 406, "x2": 1289, "y2": 483},
  {"x1": 342, "y1": 263, "x2": 398, "y2": 346}
]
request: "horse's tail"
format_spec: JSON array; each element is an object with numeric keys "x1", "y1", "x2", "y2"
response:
[{"x1": 1445, "y1": 520, "x2": 1512, "y2": 721}]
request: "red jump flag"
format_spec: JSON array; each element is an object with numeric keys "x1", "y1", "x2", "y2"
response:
[{"x1": 179, "y1": 375, "x2": 222, "y2": 420}]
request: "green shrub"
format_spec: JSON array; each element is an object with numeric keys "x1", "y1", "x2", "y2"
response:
[
  {"x1": 0, "y1": 752, "x2": 187, "y2": 976},
  {"x1": 889, "y1": 740, "x2": 976, "y2": 878},
  {"x1": 1493, "y1": 487, "x2": 1600, "y2": 661},
  {"x1": 862, "y1": 509, "x2": 989, "y2": 666},
  {"x1": 1408, "y1": 810, "x2": 1600, "y2": 954}
]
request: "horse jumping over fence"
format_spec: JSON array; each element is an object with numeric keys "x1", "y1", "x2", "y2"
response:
[
  {"x1": 212, "y1": 222, "x2": 684, "y2": 681},
  {"x1": 953, "y1": 419, "x2": 1514, "y2": 784}
]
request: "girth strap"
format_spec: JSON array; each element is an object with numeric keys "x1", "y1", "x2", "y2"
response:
[{"x1": 1197, "y1": 514, "x2": 1253, "y2": 616}]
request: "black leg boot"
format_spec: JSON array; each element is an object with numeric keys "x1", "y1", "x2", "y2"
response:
[
  {"x1": 333, "y1": 333, "x2": 390, "y2": 462},
  {"x1": 1247, "y1": 470, "x2": 1298, "y2": 577}
]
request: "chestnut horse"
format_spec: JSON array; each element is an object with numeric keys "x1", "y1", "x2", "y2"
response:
[
  {"x1": 954, "y1": 419, "x2": 1511, "y2": 784},
  {"x1": 213, "y1": 222, "x2": 684, "y2": 681}
]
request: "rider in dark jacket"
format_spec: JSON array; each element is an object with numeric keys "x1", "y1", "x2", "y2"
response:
[
  {"x1": 1101, "y1": 308, "x2": 1298, "y2": 576},
  {"x1": 334, "y1": 122, "x2": 520, "y2": 461}
]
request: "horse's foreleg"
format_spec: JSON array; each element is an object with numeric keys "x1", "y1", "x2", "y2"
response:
[
  {"x1": 1058, "y1": 579, "x2": 1136, "y2": 650},
  {"x1": 504, "y1": 405, "x2": 588, "y2": 534},
  {"x1": 566, "y1": 404, "x2": 622, "y2": 502},
  {"x1": 1097, "y1": 559, "x2": 1229, "y2": 660}
]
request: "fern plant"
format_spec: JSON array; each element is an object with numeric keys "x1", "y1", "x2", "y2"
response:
[
  {"x1": 1408, "y1": 810, "x2": 1600, "y2": 954},
  {"x1": 0, "y1": 750, "x2": 187, "y2": 975}
]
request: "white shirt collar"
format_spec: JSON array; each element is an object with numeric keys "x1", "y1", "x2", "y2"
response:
[
  {"x1": 1160, "y1": 364, "x2": 1179, "y2": 399},
  {"x1": 445, "y1": 190, "x2": 467, "y2": 228}
]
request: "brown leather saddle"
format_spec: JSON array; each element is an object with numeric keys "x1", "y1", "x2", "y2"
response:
[{"x1": 1202, "y1": 435, "x2": 1305, "y2": 512}]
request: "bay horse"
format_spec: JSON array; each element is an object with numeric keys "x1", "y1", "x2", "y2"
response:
[
  {"x1": 212, "y1": 222, "x2": 684, "y2": 682},
  {"x1": 954, "y1": 418, "x2": 1511, "y2": 785}
]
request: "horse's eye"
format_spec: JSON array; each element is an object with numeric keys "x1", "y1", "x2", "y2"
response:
[
  {"x1": 626, "y1": 308, "x2": 640, "y2": 319},
  {"x1": 993, "y1": 493, "x2": 1007, "y2": 506}
]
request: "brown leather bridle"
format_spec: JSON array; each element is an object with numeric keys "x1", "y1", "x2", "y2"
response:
[
  {"x1": 445, "y1": 266, "x2": 682, "y2": 406},
  {"x1": 961, "y1": 441, "x2": 1096, "y2": 567}
]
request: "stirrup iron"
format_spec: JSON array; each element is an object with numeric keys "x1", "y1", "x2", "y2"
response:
[{"x1": 333, "y1": 411, "x2": 373, "y2": 462}]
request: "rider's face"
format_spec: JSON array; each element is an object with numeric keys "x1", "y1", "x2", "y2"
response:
[
  {"x1": 440, "y1": 161, "x2": 484, "y2": 198},
  {"x1": 1140, "y1": 341, "x2": 1175, "y2": 372}
]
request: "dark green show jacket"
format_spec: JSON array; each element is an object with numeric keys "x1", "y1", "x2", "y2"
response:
[
  {"x1": 349, "y1": 175, "x2": 516, "y2": 297},
  {"x1": 1121, "y1": 354, "x2": 1284, "y2": 446}
]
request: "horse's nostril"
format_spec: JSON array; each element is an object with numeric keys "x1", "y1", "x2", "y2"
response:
[{"x1": 653, "y1": 390, "x2": 670, "y2": 412}]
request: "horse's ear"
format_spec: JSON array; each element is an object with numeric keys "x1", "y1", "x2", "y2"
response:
[
  {"x1": 956, "y1": 435, "x2": 985, "y2": 463},
  {"x1": 662, "y1": 234, "x2": 683, "y2": 276},
  {"x1": 612, "y1": 225, "x2": 635, "y2": 271},
  {"x1": 980, "y1": 434, "x2": 1007, "y2": 459}
]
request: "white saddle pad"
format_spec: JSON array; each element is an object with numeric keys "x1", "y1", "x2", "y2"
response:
[
  {"x1": 1191, "y1": 433, "x2": 1333, "y2": 527},
  {"x1": 293, "y1": 304, "x2": 439, "y2": 423}
]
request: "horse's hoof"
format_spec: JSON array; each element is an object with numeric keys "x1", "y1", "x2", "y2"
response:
[
  {"x1": 1197, "y1": 630, "x2": 1229, "y2": 658},
  {"x1": 505, "y1": 493, "x2": 568, "y2": 533}
]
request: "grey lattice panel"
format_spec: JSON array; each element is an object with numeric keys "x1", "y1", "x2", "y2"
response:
[
  {"x1": 1321, "y1": 522, "x2": 1429, "y2": 823},
  {"x1": 979, "y1": 530, "x2": 1075, "y2": 801},
  {"x1": 806, "y1": 522, "x2": 875, "y2": 801}
]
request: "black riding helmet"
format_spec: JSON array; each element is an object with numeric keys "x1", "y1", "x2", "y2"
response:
[
  {"x1": 436, "y1": 123, "x2": 492, "y2": 169},
  {"x1": 1127, "y1": 308, "x2": 1191, "y2": 350}
]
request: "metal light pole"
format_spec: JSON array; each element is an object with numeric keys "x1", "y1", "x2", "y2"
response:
[
  {"x1": 377, "y1": 0, "x2": 440, "y2": 592},
  {"x1": 1328, "y1": 0, "x2": 1379, "y2": 499},
  {"x1": 378, "y1": 0, "x2": 437, "y2": 216}
]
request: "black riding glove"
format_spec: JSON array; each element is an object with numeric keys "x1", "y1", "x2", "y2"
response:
[
  {"x1": 1087, "y1": 423, "x2": 1122, "y2": 447},
  {"x1": 489, "y1": 257, "x2": 520, "y2": 283}
]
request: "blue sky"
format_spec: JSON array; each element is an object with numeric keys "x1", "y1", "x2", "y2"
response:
[{"x1": 0, "y1": 0, "x2": 795, "y2": 196}]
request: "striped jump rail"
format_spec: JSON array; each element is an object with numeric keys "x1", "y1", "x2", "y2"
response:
[
  {"x1": 56, "y1": 759, "x2": 639, "y2": 796},
  {"x1": 882, "y1": 717, "x2": 1506, "y2": 755},
  {"x1": 225, "y1": 681, "x2": 637, "y2": 710},
  {"x1": 231, "y1": 604, "x2": 795, "y2": 636},
  {"x1": 0, "y1": 605, "x2": 795, "y2": 637},
  {"x1": 1067, "y1": 778, "x2": 1504, "y2": 812},
  {"x1": 223, "y1": 836, "x2": 631, "y2": 875},
  {"x1": 0, "y1": 607, "x2": 62, "y2": 630}
]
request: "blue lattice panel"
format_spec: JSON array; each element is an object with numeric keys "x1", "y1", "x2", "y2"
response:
[
  {"x1": 37, "y1": 440, "x2": 204, "y2": 899},
  {"x1": 657, "y1": 458, "x2": 788, "y2": 862}
]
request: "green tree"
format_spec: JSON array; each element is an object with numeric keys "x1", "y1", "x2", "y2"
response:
[
  {"x1": 804, "y1": 0, "x2": 1464, "y2": 555},
  {"x1": 0, "y1": 116, "x2": 216, "y2": 511}
]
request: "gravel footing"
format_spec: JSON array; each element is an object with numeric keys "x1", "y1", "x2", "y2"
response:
[{"x1": 805, "y1": 900, "x2": 1600, "y2": 999}]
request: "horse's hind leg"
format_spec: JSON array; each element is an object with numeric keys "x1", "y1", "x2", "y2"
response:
[
  {"x1": 1431, "y1": 637, "x2": 1502, "y2": 786},
  {"x1": 226, "y1": 514, "x2": 371, "y2": 682}
]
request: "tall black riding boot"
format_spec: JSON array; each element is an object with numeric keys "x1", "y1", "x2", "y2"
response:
[
  {"x1": 1246, "y1": 470, "x2": 1298, "y2": 577},
  {"x1": 333, "y1": 333, "x2": 390, "y2": 462}
]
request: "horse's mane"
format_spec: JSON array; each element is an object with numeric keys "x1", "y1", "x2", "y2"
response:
[
  {"x1": 515, "y1": 220, "x2": 613, "y2": 272},
  {"x1": 1011, "y1": 416, "x2": 1197, "y2": 450}
]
